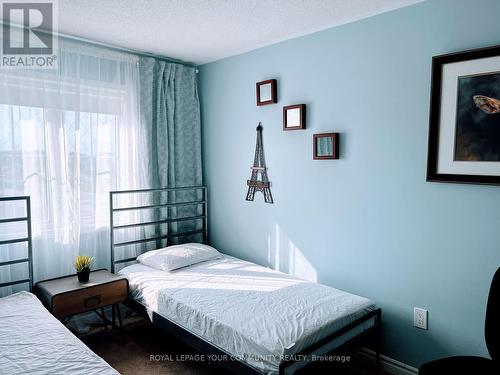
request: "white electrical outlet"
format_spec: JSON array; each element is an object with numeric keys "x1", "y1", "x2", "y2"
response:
[{"x1": 414, "y1": 307, "x2": 428, "y2": 330}]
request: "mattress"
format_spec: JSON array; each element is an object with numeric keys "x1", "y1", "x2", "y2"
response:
[
  {"x1": 0, "y1": 291, "x2": 119, "y2": 375},
  {"x1": 119, "y1": 255, "x2": 376, "y2": 374}
]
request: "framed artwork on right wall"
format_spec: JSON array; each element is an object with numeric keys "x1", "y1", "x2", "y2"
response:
[{"x1": 427, "y1": 44, "x2": 500, "y2": 185}]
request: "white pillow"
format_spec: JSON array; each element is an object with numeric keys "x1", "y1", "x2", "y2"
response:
[{"x1": 137, "y1": 243, "x2": 222, "y2": 271}]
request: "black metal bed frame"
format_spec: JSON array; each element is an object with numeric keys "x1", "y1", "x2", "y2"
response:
[
  {"x1": 109, "y1": 186, "x2": 381, "y2": 375},
  {"x1": 0, "y1": 196, "x2": 33, "y2": 292},
  {"x1": 109, "y1": 186, "x2": 208, "y2": 273}
]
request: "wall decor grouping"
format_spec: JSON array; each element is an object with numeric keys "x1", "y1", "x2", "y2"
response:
[
  {"x1": 255, "y1": 77, "x2": 340, "y2": 160},
  {"x1": 427, "y1": 44, "x2": 500, "y2": 185},
  {"x1": 248, "y1": 78, "x2": 341, "y2": 202}
]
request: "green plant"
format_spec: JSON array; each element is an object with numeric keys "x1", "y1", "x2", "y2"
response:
[{"x1": 73, "y1": 255, "x2": 94, "y2": 272}]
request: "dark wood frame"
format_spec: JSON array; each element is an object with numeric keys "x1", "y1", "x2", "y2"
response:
[
  {"x1": 283, "y1": 104, "x2": 306, "y2": 130},
  {"x1": 110, "y1": 186, "x2": 381, "y2": 375},
  {"x1": 427, "y1": 44, "x2": 500, "y2": 185},
  {"x1": 313, "y1": 133, "x2": 339, "y2": 160},
  {"x1": 256, "y1": 79, "x2": 277, "y2": 106}
]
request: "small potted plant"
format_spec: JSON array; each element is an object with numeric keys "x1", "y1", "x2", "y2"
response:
[{"x1": 74, "y1": 255, "x2": 94, "y2": 282}]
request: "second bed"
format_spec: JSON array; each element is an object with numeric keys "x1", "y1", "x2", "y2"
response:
[{"x1": 119, "y1": 253, "x2": 378, "y2": 374}]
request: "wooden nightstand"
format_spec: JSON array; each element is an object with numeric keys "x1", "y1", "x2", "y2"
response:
[{"x1": 34, "y1": 269, "x2": 128, "y2": 340}]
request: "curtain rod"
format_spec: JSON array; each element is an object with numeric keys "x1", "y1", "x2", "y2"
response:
[{"x1": 0, "y1": 22, "x2": 198, "y2": 68}]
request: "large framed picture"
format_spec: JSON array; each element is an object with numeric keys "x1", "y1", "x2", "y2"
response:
[{"x1": 427, "y1": 45, "x2": 500, "y2": 185}]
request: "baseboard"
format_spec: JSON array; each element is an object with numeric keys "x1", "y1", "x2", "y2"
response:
[{"x1": 359, "y1": 348, "x2": 418, "y2": 375}]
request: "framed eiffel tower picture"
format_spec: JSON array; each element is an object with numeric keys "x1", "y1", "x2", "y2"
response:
[{"x1": 246, "y1": 122, "x2": 273, "y2": 203}]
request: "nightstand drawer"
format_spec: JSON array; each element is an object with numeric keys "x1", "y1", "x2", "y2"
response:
[{"x1": 51, "y1": 279, "x2": 128, "y2": 318}]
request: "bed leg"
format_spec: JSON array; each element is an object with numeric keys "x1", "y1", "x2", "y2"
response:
[
  {"x1": 375, "y1": 310, "x2": 382, "y2": 375},
  {"x1": 114, "y1": 304, "x2": 126, "y2": 344},
  {"x1": 375, "y1": 340, "x2": 381, "y2": 375}
]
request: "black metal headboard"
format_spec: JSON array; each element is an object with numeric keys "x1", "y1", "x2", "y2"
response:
[
  {"x1": 109, "y1": 186, "x2": 207, "y2": 273},
  {"x1": 0, "y1": 196, "x2": 33, "y2": 292}
]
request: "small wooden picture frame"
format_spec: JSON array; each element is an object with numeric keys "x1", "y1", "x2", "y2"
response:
[
  {"x1": 256, "y1": 79, "x2": 277, "y2": 106},
  {"x1": 313, "y1": 133, "x2": 339, "y2": 160},
  {"x1": 283, "y1": 104, "x2": 306, "y2": 130}
]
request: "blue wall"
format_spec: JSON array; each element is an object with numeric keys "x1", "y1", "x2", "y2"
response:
[{"x1": 199, "y1": 0, "x2": 500, "y2": 368}]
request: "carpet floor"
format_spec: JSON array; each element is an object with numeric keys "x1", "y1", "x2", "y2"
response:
[{"x1": 82, "y1": 318, "x2": 387, "y2": 375}]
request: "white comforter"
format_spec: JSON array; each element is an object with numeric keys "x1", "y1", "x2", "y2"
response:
[
  {"x1": 119, "y1": 255, "x2": 375, "y2": 373},
  {"x1": 0, "y1": 292, "x2": 119, "y2": 375}
]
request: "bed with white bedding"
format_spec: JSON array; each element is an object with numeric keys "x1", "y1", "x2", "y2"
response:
[
  {"x1": 119, "y1": 254, "x2": 378, "y2": 374},
  {"x1": 0, "y1": 291, "x2": 119, "y2": 375}
]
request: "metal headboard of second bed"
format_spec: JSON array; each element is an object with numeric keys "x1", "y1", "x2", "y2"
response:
[
  {"x1": 109, "y1": 186, "x2": 207, "y2": 273},
  {"x1": 0, "y1": 196, "x2": 33, "y2": 292}
]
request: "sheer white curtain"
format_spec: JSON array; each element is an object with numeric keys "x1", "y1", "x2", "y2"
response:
[{"x1": 0, "y1": 39, "x2": 146, "y2": 291}]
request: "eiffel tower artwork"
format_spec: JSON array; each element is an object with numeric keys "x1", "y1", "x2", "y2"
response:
[{"x1": 246, "y1": 122, "x2": 273, "y2": 204}]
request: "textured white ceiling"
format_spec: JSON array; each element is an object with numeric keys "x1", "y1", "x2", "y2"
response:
[{"x1": 58, "y1": 0, "x2": 422, "y2": 65}]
